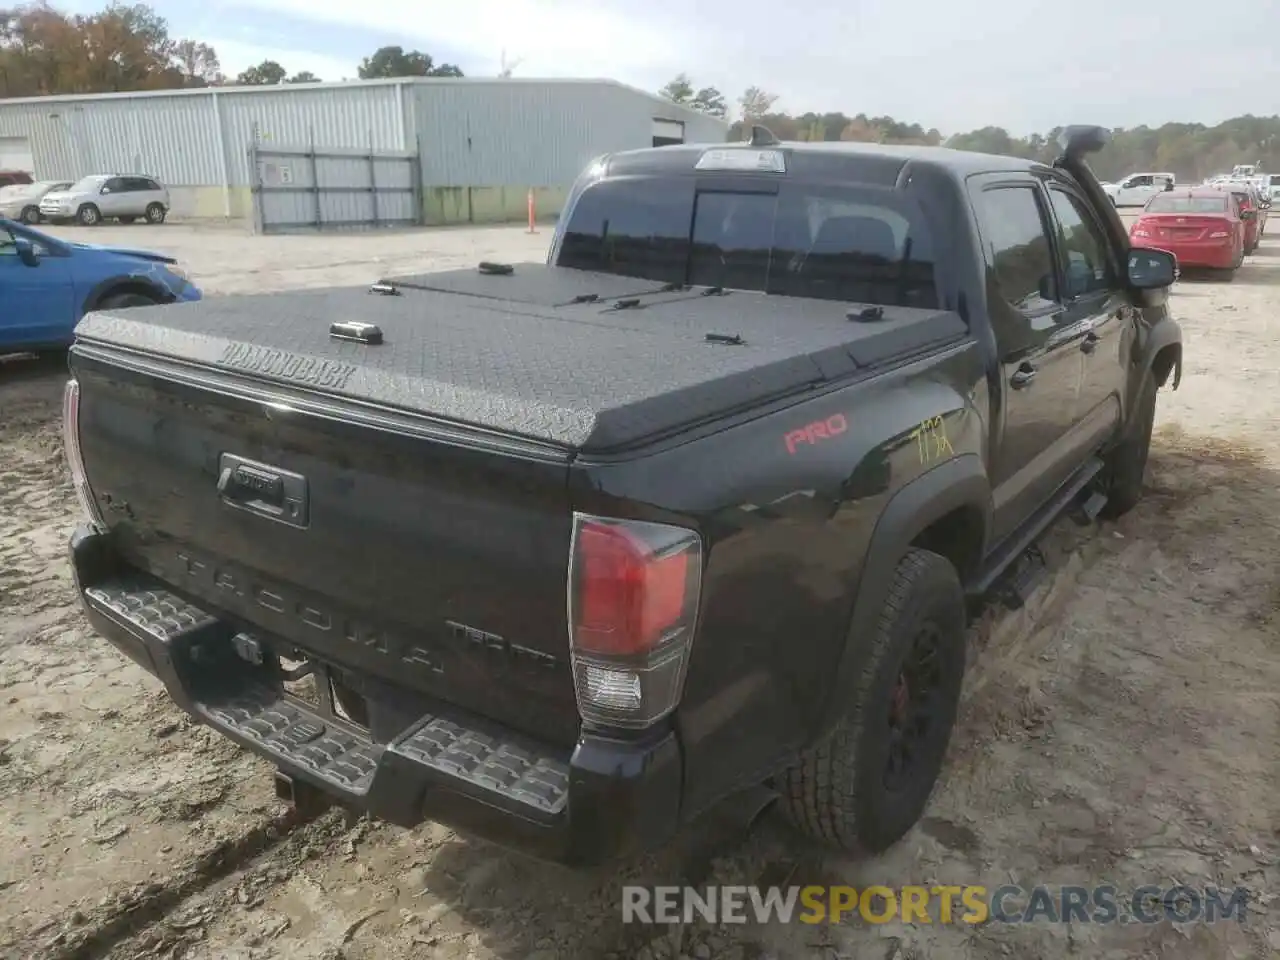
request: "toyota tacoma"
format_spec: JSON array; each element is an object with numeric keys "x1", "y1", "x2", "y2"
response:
[{"x1": 62, "y1": 125, "x2": 1181, "y2": 866}]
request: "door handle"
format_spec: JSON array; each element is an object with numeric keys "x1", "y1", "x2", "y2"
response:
[
  {"x1": 1080, "y1": 331, "x2": 1100, "y2": 354},
  {"x1": 1010, "y1": 363, "x2": 1037, "y2": 388}
]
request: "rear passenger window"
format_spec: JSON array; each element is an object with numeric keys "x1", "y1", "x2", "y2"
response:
[
  {"x1": 975, "y1": 186, "x2": 1058, "y2": 312},
  {"x1": 559, "y1": 176, "x2": 938, "y2": 308},
  {"x1": 1047, "y1": 187, "x2": 1114, "y2": 298},
  {"x1": 557, "y1": 178, "x2": 694, "y2": 285}
]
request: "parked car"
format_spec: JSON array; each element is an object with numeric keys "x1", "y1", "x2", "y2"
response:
[
  {"x1": 61, "y1": 125, "x2": 1182, "y2": 866},
  {"x1": 1218, "y1": 184, "x2": 1264, "y2": 252},
  {"x1": 1101, "y1": 171, "x2": 1175, "y2": 207},
  {"x1": 1265, "y1": 174, "x2": 1280, "y2": 202},
  {"x1": 0, "y1": 217, "x2": 200, "y2": 354},
  {"x1": 1130, "y1": 189, "x2": 1246, "y2": 276},
  {"x1": 39, "y1": 174, "x2": 171, "y2": 226},
  {"x1": 0, "y1": 180, "x2": 74, "y2": 224},
  {"x1": 0, "y1": 170, "x2": 34, "y2": 189}
]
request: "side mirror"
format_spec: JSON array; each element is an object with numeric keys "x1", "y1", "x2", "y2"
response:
[
  {"x1": 1241, "y1": 209, "x2": 1256, "y2": 221},
  {"x1": 1164, "y1": 181, "x2": 1174, "y2": 191},
  {"x1": 14, "y1": 236, "x2": 39, "y2": 267},
  {"x1": 1128, "y1": 247, "x2": 1176, "y2": 289}
]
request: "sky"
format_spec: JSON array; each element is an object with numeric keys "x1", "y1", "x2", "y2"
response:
[{"x1": 59, "y1": 0, "x2": 1280, "y2": 136}]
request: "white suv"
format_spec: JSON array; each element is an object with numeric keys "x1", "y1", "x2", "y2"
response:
[
  {"x1": 1101, "y1": 172, "x2": 1175, "y2": 207},
  {"x1": 39, "y1": 174, "x2": 170, "y2": 226}
]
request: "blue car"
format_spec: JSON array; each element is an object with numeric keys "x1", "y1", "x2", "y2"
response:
[{"x1": 0, "y1": 216, "x2": 201, "y2": 354}]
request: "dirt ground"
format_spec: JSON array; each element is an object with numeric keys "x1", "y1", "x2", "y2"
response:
[{"x1": 1, "y1": 220, "x2": 1276, "y2": 960}]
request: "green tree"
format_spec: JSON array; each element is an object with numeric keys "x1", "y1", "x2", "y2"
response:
[
  {"x1": 171, "y1": 38, "x2": 221, "y2": 86},
  {"x1": 235, "y1": 59, "x2": 285, "y2": 85},
  {"x1": 357, "y1": 45, "x2": 462, "y2": 79},
  {"x1": 287, "y1": 70, "x2": 320, "y2": 83},
  {"x1": 658, "y1": 73, "x2": 693, "y2": 104},
  {"x1": 691, "y1": 86, "x2": 727, "y2": 119},
  {"x1": 737, "y1": 85, "x2": 778, "y2": 123}
]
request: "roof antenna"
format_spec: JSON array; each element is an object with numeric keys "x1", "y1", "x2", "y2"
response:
[{"x1": 745, "y1": 124, "x2": 780, "y2": 147}]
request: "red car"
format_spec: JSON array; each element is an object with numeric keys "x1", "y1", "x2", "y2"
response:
[
  {"x1": 1224, "y1": 187, "x2": 1263, "y2": 253},
  {"x1": 1130, "y1": 189, "x2": 1247, "y2": 274}
]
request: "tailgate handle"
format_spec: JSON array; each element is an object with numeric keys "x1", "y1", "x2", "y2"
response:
[{"x1": 217, "y1": 454, "x2": 309, "y2": 528}]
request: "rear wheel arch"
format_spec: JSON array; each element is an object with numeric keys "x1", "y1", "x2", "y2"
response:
[{"x1": 814, "y1": 455, "x2": 991, "y2": 738}]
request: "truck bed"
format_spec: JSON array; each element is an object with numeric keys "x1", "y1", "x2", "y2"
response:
[{"x1": 73, "y1": 264, "x2": 968, "y2": 453}]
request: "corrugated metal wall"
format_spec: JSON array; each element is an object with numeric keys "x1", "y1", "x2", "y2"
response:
[
  {"x1": 409, "y1": 80, "x2": 729, "y2": 188},
  {"x1": 220, "y1": 85, "x2": 403, "y2": 184},
  {"x1": 0, "y1": 83, "x2": 405, "y2": 186},
  {"x1": 0, "y1": 79, "x2": 730, "y2": 220}
]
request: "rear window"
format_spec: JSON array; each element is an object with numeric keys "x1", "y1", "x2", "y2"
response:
[
  {"x1": 556, "y1": 177, "x2": 939, "y2": 309},
  {"x1": 1146, "y1": 195, "x2": 1227, "y2": 214}
]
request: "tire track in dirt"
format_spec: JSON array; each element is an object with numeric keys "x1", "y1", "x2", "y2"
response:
[{"x1": 0, "y1": 362, "x2": 307, "y2": 959}]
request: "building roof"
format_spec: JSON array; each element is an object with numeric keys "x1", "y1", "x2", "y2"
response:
[{"x1": 0, "y1": 76, "x2": 730, "y2": 129}]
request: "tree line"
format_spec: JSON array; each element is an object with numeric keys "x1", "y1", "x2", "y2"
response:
[
  {"x1": 1, "y1": 6, "x2": 1273, "y2": 185},
  {"x1": 0, "y1": 1, "x2": 463, "y2": 96},
  {"x1": 663, "y1": 74, "x2": 1280, "y2": 183}
]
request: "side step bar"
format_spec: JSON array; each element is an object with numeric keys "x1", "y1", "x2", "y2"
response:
[
  {"x1": 83, "y1": 578, "x2": 571, "y2": 819},
  {"x1": 967, "y1": 456, "x2": 1107, "y2": 607}
]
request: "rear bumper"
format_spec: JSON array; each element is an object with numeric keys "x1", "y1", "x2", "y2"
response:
[
  {"x1": 1150, "y1": 241, "x2": 1236, "y2": 269},
  {"x1": 1172, "y1": 244, "x2": 1233, "y2": 271},
  {"x1": 69, "y1": 524, "x2": 682, "y2": 866}
]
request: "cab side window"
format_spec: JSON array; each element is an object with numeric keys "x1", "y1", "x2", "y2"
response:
[
  {"x1": 102, "y1": 177, "x2": 125, "y2": 193},
  {"x1": 1046, "y1": 187, "x2": 1115, "y2": 298},
  {"x1": 975, "y1": 185, "x2": 1059, "y2": 355}
]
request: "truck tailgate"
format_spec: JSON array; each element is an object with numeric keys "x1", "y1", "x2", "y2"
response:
[{"x1": 70, "y1": 349, "x2": 582, "y2": 747}]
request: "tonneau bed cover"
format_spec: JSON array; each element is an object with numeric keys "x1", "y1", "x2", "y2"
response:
[{"x1": 73, "y1": 264, "x2": 967, "y2": 453}]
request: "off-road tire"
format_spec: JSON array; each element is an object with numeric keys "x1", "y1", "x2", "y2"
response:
[
  {"x1": 778, "y1": 547, "x2": 966, "y2": 854},
  {"x1": 76, "y1": 204, "x2": 100, "y2": 226},
  {"x1": 19, "y1": 205, "x2": 40, "y2": 224},
  {"x1": 98, "y1": 292, "x2": 158, "y2": 310},
  {"x1": 145, "y1": 203, "x2": 166, "y2": 224},
  {"x1": 1099, "y1": 368, "x2": 1157, "y2": 520}
]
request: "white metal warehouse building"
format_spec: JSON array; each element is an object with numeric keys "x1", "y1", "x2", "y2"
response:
[{"x1": 0, "y1": 78, "x2": 730, "y2": 230}]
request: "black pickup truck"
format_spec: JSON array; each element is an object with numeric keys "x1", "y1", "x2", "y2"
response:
[{"x1": 63, "y1": 125, "x2": 1181, "y2": 866}]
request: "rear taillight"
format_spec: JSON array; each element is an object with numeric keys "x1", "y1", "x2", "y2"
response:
[
  {"x1": 567, "y1": 513, "x2": 703, "y2": 728},
  {"x1": 1131, "y1": 222, "x2": 1151, "y2": 238},
  {"x1": 62, "y1": 378, "x2": 105, "y2": 529}
]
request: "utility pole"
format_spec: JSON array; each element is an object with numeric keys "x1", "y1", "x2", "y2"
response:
[{"x1": 499, "y1": 49, "x2": 524, "y2": 78}]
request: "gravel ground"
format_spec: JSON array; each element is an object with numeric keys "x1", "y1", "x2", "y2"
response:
[{"x1": 0, "y1": 219, "x2": 1276, "y2": 960}]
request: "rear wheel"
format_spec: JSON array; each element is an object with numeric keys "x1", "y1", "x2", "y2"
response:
[
  {"x1": 145, "y1": 203, "x2": 166, "y2": 224},
  {"x1": 76, "y1": 203, "x2": 100, "y2": 226},
  {"x1": 19, "y1": 205, "x2": 40, "y2": 224},
  {"x1": 778, "y1": 548, "x2": 966, "y2": 854}
]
